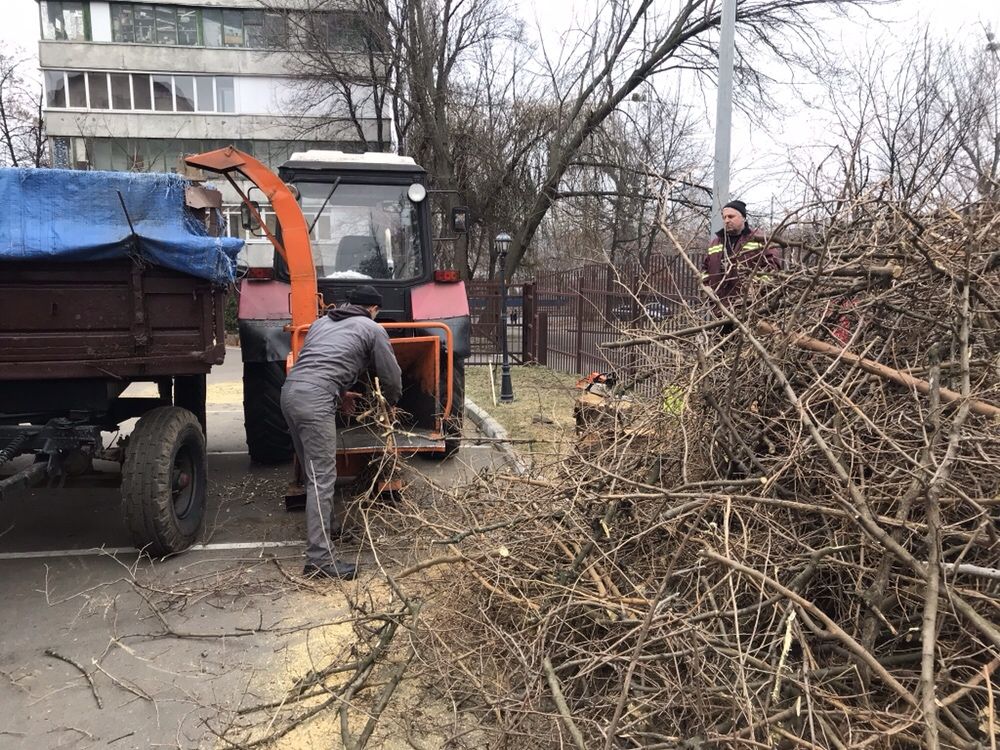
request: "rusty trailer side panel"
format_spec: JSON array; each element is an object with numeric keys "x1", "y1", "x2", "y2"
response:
[{"x1": 0, "y1": 260, "x2": 226, "y2": 381}]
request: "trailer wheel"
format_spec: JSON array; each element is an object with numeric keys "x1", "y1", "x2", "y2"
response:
[
  {"x1": 122, "y1": 406, "x2": 206, "y2": 556},
  {"x1": 243, "y1": 361, "x2": 293, "y2": 464}
]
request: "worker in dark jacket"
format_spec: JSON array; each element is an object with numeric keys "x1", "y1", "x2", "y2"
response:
[
  {"x1": 701, "y1": 200, "x2": 781, "y2": 302},
  {"x1": 280, "y1": 285, "x2": 403, "y2": 580}
]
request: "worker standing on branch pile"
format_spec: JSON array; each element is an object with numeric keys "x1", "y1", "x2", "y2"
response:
[
  {"x1": 280, "y1": 285, "x2": 403, "y2": 581},
  {"x1": 701, "y1": 200, "x2": 781, "y2": 303}
]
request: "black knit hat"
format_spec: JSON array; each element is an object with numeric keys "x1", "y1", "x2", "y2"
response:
[
  {"x1": 723, "y1": 200, "x2": 747, "y2": 218},
  {"x1": 348, "y1": 285, "x2": 383, "y2": 306}
]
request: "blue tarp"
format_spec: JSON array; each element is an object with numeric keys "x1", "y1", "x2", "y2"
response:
[{"x1": 0, "y1": 168, "x2": 244, "y2": 284}]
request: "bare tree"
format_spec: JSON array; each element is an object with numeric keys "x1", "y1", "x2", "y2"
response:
[
  {"x1": 945, "y1": 32, "x2": 1000, "y2": 200},
  {"x1": 800, "y1": 28, "x2": 1000, "y2": 213},
  {"x1": 500, "y1": 0, "x2": 892, "y2": 280},
  {"x1": 0, "y1": 44, "x2": 47, "y2": 168},
  {"x1": 539, "y1": 91, "x2": 709, "y2": 272},
  {"x1": 264, "y1": 0, "x2": 527, "y2": 278}
]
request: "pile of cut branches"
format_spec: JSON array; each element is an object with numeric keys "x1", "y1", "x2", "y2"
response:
[{"x1": 404, "y1": 198, "x2": 1000, "y2": 748}]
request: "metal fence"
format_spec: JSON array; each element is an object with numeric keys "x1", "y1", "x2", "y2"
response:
[
  {"x1": 466, "y1": 279, "x2": 533, "y2": 365},
  {"x1": 466, "y1": 255, "x2": 705, "y2": 386},
  {"x1": 532, "y1": 255, "x2": 703, "y2": 378}
]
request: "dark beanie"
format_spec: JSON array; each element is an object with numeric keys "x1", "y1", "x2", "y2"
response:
[
  {"x1": 348, "y1": 285, "x2": 383, "y2": 306},
  {"x1": 723, "y1": 200, "x2": 747, "y2": 218}
]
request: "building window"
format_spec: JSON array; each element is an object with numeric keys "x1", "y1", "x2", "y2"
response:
[
  {"x1": 222, "y1": 9, "x2": 244, "y2": 47},
  {"x1": 111, "y1": 4, "x2": 134, "y2": 43},
  {"x1": 103, "y1": 4, "x2": 342, "y2": 50},
  {"x1": 216, "y1": 77, "x2": 235, "y2": 113},
  {"x1": 244, "y1": 11, "x2": 264, "y2": 48},
  {"x1": 110, "y1": 73, "x2": 131, "y2": 109},
  {"x1": 41, "y1": 1, "x2": 89, "y2": 41},
  {"x1": 174, "y1": 76, "x2": 196, "y2": 112},
  {"x1": 152, "y1": 75, "x2": 173, "y2": 111},
  {"x1": 154, "y1": 5, "x2": 177, "y2": 45},
  {"x1": 88, "y1": 72, "x2": 110, "y2": 109},
  {"x1": 177, "y1": 8, "x2": 199, "y2": 45},
  {"x1": 329, "y1": 14, "x2": 367, "y2": 52},
  {"x1": 264, "y1": 12, "x2": 288, "y2": 47},
  {"x1": 45, "y1": 70, "x2": 67, "y2": 108},
  {"x1": 133, "y1": 73, "x2": 152, "y2": 109},
  {"x1": 84, "y1": 138, "x2": 349, "y2": 173},
  {"x1": 67, "y1": 71, "x2": 87, "y2": 108},
  {"x1": 195, "y1": 76, "x2": 214, "y2": 112},
  {"x1": 91, "y1": 140, "x2": 113, "y2": 171},
  {"x1": 202, "y1": 8, "x2": 222, "y2": 47},
  {"x1": 134, "y1": 4, "x2": 155, "y2": 43},
  {"x1": 43, "y1": 70, "x2": 241, "y2": 114},
  {"x1": 143, "y1": 139, "x2": 166, "y2": 172}
]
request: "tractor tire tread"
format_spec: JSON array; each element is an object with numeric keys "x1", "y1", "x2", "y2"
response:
[{"x1": 244, "y1": 361, "x2": 293, "y2": 464}]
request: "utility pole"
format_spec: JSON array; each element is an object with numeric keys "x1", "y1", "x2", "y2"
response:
[{"x1": 711, "y1": 0, "x2": 737, "y2": 233}]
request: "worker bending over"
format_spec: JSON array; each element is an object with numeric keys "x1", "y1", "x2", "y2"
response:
[{"x1": 281, "y1": 285, "x2": 402, "y2": 580}]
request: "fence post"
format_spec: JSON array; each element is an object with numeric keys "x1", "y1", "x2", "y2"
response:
[
  {"x1": 522, "y1": 282, "x2": 535, "y2": 362},
  {"x1": 537, "y1": 311, "x2": 548, "y2": 366},
  {"x1": 574, "y1": 274, "x2": 584, "y2": 374}
]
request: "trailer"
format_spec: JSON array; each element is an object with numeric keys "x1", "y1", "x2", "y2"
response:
[{"x1": 0, "y1": 168, "x2": 242, "y2": 555}]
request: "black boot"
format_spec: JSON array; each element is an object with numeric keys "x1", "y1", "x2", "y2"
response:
[{"x1": 302, "y1": 560, "x2": 358, "y2": 580}]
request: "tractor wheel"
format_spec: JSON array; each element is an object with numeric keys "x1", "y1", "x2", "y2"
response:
[
  {"x1": 121, "y1": 406, "x2": 206, "y2": 556},
  {"x1": 243, "y1": 361, "x2": 293, "y2": 464}
]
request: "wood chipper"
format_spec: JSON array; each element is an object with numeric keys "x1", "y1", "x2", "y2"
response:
[{"x1": 183, "y1": 147, "x2": 470, "y2": 502}]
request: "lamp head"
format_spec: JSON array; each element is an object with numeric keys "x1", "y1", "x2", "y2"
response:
[{"x1": 495, "y1": 232, "x2": 512, "y2": 259}]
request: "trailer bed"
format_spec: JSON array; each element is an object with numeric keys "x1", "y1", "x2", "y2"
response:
[{"x1": 0, "y1": 260, "x2": 225, "y2": 381}]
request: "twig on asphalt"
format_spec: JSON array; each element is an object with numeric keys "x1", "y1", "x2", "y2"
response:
[{"x1": 44, "y1": 648, "x2": 103, "y2": 709}]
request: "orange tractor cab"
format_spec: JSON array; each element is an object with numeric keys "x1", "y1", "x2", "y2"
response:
[{"x1": 184, "y1": 147, "x2": 470, "y2": 493}]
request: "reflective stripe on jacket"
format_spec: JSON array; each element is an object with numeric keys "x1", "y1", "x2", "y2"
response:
[{"x1": 700, "y1": 227, "x2": 781, "y2": 301}]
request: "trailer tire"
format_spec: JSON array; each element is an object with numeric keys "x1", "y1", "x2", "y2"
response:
[
  {"x1": 122, "y1": 406, "x2": 206, "y2": 556},
  {"x1": 243, "y1": 361, "x2": 293, "y2": 464}
]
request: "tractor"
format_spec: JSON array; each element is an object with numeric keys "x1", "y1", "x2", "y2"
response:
[{"x1": 183, "y1": 147, "x2": 470, "y2": 495}]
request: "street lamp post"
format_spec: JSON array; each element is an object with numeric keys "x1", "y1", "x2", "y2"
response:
[
  {"x1": 495, "y1": 232, "x2": 514, "y2": 403},
  {"x1": 711, "y1": 0, "x2": 737, "y2": 234}
]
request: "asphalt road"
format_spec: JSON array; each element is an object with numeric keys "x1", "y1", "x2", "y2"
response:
[{"x1": 0, "y1": 348, "x2": 506, "y2": 749}]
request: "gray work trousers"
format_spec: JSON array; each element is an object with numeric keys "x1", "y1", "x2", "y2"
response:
[{"x1": 280, "y1": 381, "x2": 339, "y2": 567}]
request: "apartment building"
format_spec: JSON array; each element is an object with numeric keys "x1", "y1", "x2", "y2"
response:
[{"x1": 36, "y1": 1, "x2": 386, "y2": 235}]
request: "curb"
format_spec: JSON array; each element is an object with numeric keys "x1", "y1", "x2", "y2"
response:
[{"x1": 464, "y1": 398, "x2": 528, "y2": 475}]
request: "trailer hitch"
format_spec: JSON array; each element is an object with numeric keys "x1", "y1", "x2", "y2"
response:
[{"x1": 0, "y1": 419, "x2": 104, "y2": 501}]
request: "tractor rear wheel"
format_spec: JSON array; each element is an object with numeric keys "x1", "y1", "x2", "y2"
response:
[
  {"x1": 121, "y1": 406, "x2": 206, "y2": 556},
  {"x1": 243, "y1": 361, "x2": 293, "y2": 464}
]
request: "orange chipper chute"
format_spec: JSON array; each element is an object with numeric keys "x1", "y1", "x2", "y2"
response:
[{"x1": 183, "y1": 146, "x2": 318, "y2": 362}]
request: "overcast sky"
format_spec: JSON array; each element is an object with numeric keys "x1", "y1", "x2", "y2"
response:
[{"x1": 4, "y1": 0, "x2": 999, "y2": 214}]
